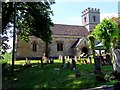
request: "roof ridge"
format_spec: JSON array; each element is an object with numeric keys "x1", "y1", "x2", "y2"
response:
[{"x1": 54, "y1": 24, "x2": 84, "y2": 27}]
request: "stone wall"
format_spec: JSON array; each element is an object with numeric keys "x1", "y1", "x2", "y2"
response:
[
  {"x1": 16, "y1": 35, "x2": 89, "y2": 59},
  {"x1": 49, "y1": 35, "x2": 81, "y2": 57},
  {"x1": 16, "y1": 36, "x2": 46, "y2": 59}
]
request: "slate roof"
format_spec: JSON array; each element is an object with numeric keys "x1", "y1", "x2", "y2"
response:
[{"x1": 51, "y1": 24, "x2": 89, "y2": 37}]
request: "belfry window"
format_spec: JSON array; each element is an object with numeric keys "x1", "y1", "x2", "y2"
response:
[
  {"x1": 93, "y1": 16, "x2": 96, "y2": 22},
  {"x1": 57, "y1": 42, "x2": 63, "y2": 51},
  {"x1": 32, "y1": 42, "x2": 37, "y2": 52},
  {"x1": 84, "y1": 17, "x2": 86, "y2": 22}
]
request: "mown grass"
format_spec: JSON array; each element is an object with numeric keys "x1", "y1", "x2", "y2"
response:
[{"x1": 2, "y1": 59, "x2": 119, "y2": 89}]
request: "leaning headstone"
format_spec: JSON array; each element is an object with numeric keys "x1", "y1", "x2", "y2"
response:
[
  {"x1": 106, "y1": 54, "x2": 112, "y2": 65},
  {"x1": 113, "y1": 49, "x2": 120, "y2": 73},
  {"x1": 94, "y1": 56, "x2": 101, "y2": 74}
]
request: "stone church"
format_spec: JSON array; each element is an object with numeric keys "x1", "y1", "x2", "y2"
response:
[{"x1": 16, "y1": 7, "x2": 100, "y2": 59}]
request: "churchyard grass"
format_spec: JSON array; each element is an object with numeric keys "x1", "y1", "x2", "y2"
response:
[{"x1": 3, "y1": 59, "x2": 119, "y2": 89}]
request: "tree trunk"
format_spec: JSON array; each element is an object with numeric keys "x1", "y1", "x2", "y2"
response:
[
  {"x1": 45, "y1": 41, "x2": 49, "y2": 58},
  {"x1": 11, "y1": 2, "x2": 17, "y2": 75}
]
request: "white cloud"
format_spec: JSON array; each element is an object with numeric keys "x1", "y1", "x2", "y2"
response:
[{"x1": 100, "y1": 13, "x2": 118, "y2": 21}]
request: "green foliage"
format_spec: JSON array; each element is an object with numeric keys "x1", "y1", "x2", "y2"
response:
[
  {"x1": 2, "y1": 1, "x2": 55, "y2": 54},
  {"x1": 92, "y1": 18, "x2": 119, "y2": 53},
  {"x1": 0, "y1": 52, "x2": 12, "y2": 67},
  {"x1": 1, "y1": 53, "x2": 12, "y2": 61}
]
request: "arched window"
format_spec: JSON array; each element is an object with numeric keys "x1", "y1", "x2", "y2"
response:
[
  {"x1": 57, "y1": 42, "x2": 63, "y2": 51},
  {"x1": 93, "y1": 16, "x2": 96, "y2": 22},
  {"x1": 84, "y1": 17, "x2": 86, "y2": 22},
  {"x1": 32, "y1": 42, "x2": 37, "y2": 52}
]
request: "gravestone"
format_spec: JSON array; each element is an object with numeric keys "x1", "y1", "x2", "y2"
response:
[
  {"x1": 78, "y1": 56, "x2": 81, "y2": 63},
  {"x1": 74, "y1": 56, "x2": 77, "y2": 62},
  {"x1": 67, "y1": 59, "x2": 70, "y2": 69},
  {"x1": 25, "y1": 57, "x2": 30, "y2": 65},
  {"x1": 99, "y1": 56, "x2": 106, "y2": 65},
  {"x1": 40, "y1": 57, "x2": 44, "y2": 67},
  {"x1": 72, "y1": 58, "x2": 76, "y2": 70},
  {"x1": 106, "y1": 54, "x2": 112, "y2": 65},
  {"x1": 23, "y1": 57, "x2": 31, "y2": 68},
  {"x1": 59, "y1": 55, "x2": 62, "y2": 61},
  {"x1": 113, "y1": 49, "x2": 120, "y2": 73},
  {"x1": 88, "y1": 56, "x2": 92, "y2": 64},
  {"x1": 62, "y1": 56, "x2": 66, "y2": 68},
  {"x1": 84, "y1": 59, "x2": 88, "y2": 64},
  {"x1": 94, "y1": 56, "x2": 101, "y2": 74},
  {"x1": 50, "y1": 58, "x2": 54, "y2": 64}
]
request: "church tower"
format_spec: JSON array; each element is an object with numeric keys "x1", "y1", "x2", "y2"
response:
[{"x1": 82, "y1": 7, "x2": 100, "y2": 32}]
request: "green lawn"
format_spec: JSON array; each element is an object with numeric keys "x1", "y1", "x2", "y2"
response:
[{"x1": 2, "y1": 59, "x2": 119, "y2": 89}]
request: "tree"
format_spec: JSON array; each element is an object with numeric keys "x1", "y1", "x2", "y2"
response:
[
  {"x1": 2, "y1": 1, "x2": 55, "y2": 75},
  {"x1": 92, "y1": 18, "x2": 119, "y2": 53},
  {"x1": 111, "y1": 17, "x2": 120, "y2": 49},
  {"x1": 2, "y1": 1, "x2": 55, "y2": 54},
  {"x1": 87, "y1": 35, "x2": 96, "y2": 59}
]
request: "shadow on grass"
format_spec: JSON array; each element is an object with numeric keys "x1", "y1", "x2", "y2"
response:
[{"x1": 2, "y1": 61, "x2": 119, "y2": 89}]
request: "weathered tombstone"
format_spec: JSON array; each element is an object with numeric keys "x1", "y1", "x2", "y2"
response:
[
  {"x1": 50, "y1": 58, "x2": 54, "y2": 64},
  {"x1": 25, "y1": 57, "x2": 30, "y2": 65},
  {"x1": 67, "y1": 56, "x2": 70, "y2": 60},
  {"x1": 78, "y1": 56, "x2": 81, "y2": 63},
  {"x1": 94, "y1": 56, "x2": 101, "y2": 74},
  {"x1": 113, "y1": 49, "x2": 120, "y2": 73},
  {"x1": 99, "y1": 55, "x2": 105, "y2": 65},
  {"x1": 42, "y1": 54, "x2": 48, "y2": 65},
  {"x1": 64, "y1": 56, "x2": 67, "y2": 60},
  {"x1": 72, "y1": 58, "x2": 76, "y2": 70},
  {"x1": 84, "y1": 59, "x2": 88, "y2": 64},
  {"x1": 40, "y1": 57, "x2": 44, "y2": 68},
  {"x1": 106, "y1": 54, "x2": 112, "y2": 65},
  {"x1": 62, "y1": 56, "x2": 66, "y2": 68},
  {"x1": 59, "y1": 55, "x2": 62, "y2": 61},
  {"x1": 67, "y1": 59, "x2": 70, "y2": 69},
  {"x1": 23, "y1": 57, "x2": 31, "y2": 68},
  {"x1": 74, "y1": 56, "x2": 77, "y2": 62},
  {"x1": 88, "y1": 56, "x2": 92, "y2": 64}
]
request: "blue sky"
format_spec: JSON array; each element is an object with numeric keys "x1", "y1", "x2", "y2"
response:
[
  {"x1": 7, "y1": 1, "x2": 120, "y2": 52},
  {"x1": 51, "y1": 1, "x2": 119, "y2": 25}
]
